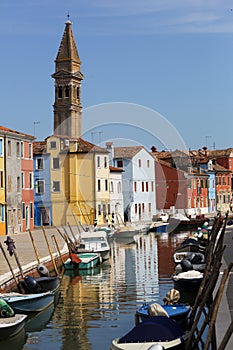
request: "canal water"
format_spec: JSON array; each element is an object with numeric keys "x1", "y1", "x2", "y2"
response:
[{"x1": 1, "y1": 230, "x2": 190, "y2": 350}]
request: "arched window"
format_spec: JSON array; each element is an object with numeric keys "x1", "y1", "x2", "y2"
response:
[
  {"x1": 58, "y1": 86, "x2": 62, "y2": 98},
  {"x1": 65, "y1": 85, "x2": 70, "y2": 98}
]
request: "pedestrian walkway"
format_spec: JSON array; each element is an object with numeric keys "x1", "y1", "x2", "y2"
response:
[{"x1": 0, "y1": 225, "x2": 81, "y2": 289}]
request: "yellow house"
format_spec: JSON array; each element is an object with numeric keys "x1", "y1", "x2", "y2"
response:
[
  {"x1": 0, "y1": 136, "x2": 6, "y2": 235},
  {"x1": 48, "y1": 136, "x2": 109, "y2": 227}
]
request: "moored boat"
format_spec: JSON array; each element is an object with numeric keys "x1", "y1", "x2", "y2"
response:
[
  {"x1": 135, "y1": 303, "x2": 191, "y2": 329},
  {"x1": 20, "y1": 275, "x2": 60, "y2": 294},
  {"x1": 110, "y1": 316, "x2": 187, "y2": 349},
  {"x1": 63, "y1": 252, "x2": 100, "y2": 270},
  {"x1": 0, "y1": 291, "x2": 55, "y2": 313},
  {"x1": 172, "y1": 270, "x2": 203, "y2": 291},
  {"x1": 78, "y1": 230, "x2": 110, "y2": 260},
  {"x1": 0, "y1": 314, "x2": 27, "y2": 340}
]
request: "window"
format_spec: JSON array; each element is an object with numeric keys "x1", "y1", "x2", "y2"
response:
[
  {"x1": 52, "y1": 158, "x2": 60, "y2": 169},
  {"x1": 30, "y1": 202, "x2": 33, "y2": 219},
  {"x1": 108, "y1": 204, "x2": 111, "y2": 214},
  {"x1": 7, "y1": 140, "x2": 11, "y2": 156},
  {"x1": 138, "y1": 159, "x2": 142, "y2": 168},
  {"x1": 142, "y1": 182, "x2": 144, "y2": 192},
  {"x1": 97, "y1": 156, "x2": 100, "y2": 168},
  {"x1": 0, "y1": 171, "x2": 3, "y2": 188},
  {"x1": 65, "y1": 85, "x2": 70, "y2": 98},
  {"x1": 98, "y1": 204, "x2": 101, "y2": 215},
  {"x1": 8, "y1": 175, "x2": 12, "y2": 192},
  {"x1": 142, "y1": 203, "x2": 145, "y2": 212},
  {"x1": 36, "y1": 158, "x2": 44, "y2": 170},
  {"x1": 135, "y1": 204, "x2": 137, "y2": 214},
  {"x1": 29, "y1": 144, "x2": 32, "y2": 159},
  {"x1": 0, "y1": 139, "x2": 3, "y2": 156},
  {"x1": 148, "y1": 203, "x2": 152, "y2": 212},
  {"x1": 110, "y1": 181, "x2": 114, "y2": 192},
  {"x1": 118, "y1": 182, "x2": 121, "y2": 193},
  {"x1": 16, "y1": 142, "x2": 20, "y2": 157},
  {"x1": 0, "y1": 205, "x2": 4, "y2": 222},
  {"x1": 50, "y1": 141, "x2": 57, "y2": 149},
  {"x1": 22, "y1": 203, "x2": 25, "y2": 219},
  {"x1": 53, "y1": 181, "x2": 60, "y2": 192},
  {"x1": 58, "y1": 86, "x2": 62, "y2": 98},
  {"x1": 21, "y1": 172, "x2": 24, "y2": 189},
  {"x1": 134, "y1": 181, "x2": 137, "y2": 192},
  {"x1": 117, "y1": 160, "x2": 123, "y2": 168},
  {"x1": 77, "y1": 87, "x2": 80, "y2": 99},
  {"x1": 29, "y1": 173, "x2": 33, "y2": 189},
  {"x1": 104, "y1": 157, "x2": 108, "y2": 168},
  {"x1": 36, "y1": 180, "x2": 45, "y2": 194},
  {"x1": 147, "y1": 160, "x2": 150, "y2": 168},
  {"x1": 20, "y1": 142, "x2": 24, "y2": 158},
  {"x1": 146, "y1": 182, "x2": 149, "y2": 192},
  {"x1": 151, "y1": 182, "x2": 154, "y2": 192},
  {"x1": 97, "y1": 179, "x2": 101, "y2": 192},
  {"x1": 17, "y1": 176, "x2": 20, "y2": 192},
  {"x1": 105, "y1": 179, "x2": 108, "y2": 191}
]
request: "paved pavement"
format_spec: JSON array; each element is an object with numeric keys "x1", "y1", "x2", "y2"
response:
[
  {"x1": 0, "y1": 225, "x2": 82, "y2": 288},
  {"x1": 0, "y1": 224, "x2": 232, "y2": 348}
]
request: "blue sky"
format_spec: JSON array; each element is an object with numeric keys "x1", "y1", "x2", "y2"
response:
[{"x1": 1, "y1": 1, "x2": 233, "y2": 151}]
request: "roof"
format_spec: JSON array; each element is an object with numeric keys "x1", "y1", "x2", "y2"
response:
[
  {"x1": 54, "y1": 20, "x2": 81, "y2": 74},
  {"x1": 208, "y1": 148, "x2": 233, "y2": 158},
  {"x1": 33, "y1": 141, "x2": 47, "y2": 155},
  {"x1": 114, "y1": 146, "x2": 145, "y2": 159},
  {"x1": 0, "y1": 125, "x2": 34, "y2": 140},
  {"x1": 75, "y1": 138, "x2": 108, "y2": 153}
]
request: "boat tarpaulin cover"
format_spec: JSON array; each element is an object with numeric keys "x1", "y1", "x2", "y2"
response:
[{"x1": 118, "y1": 316, "x2": 184, "y2": 343}]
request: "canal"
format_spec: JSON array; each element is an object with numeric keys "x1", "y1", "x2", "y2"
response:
[{"x1": 2, "y1": 230, "x2": 190, "y2": 350}]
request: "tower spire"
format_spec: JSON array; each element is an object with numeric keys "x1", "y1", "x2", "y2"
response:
[{"x1": 52, "y1": 20, "x2": 84, "y2": 138}]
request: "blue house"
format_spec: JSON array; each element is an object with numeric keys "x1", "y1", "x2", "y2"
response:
[{"x1": 33, "y1": 141, "x2": 52, "y2": 226}]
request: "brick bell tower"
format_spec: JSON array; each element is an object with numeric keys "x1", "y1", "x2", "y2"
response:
[{"x1": 52, "y1": 19, "x2": 84, "y2": 138}]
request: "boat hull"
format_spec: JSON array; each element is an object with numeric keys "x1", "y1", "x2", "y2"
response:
[
  {"x1": 0, "y1": 314, "x2": 27, "y2": 340},
  {"x1": 64, "y1": 253, "x2": 100, "y2": 270},
  {"x1": 1, "y1": 291, "x2": 54, "y2": 313}
]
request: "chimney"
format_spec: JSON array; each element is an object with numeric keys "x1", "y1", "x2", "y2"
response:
[{"x1": 106, "y1": 142, "x2": 114, "y2": 166}]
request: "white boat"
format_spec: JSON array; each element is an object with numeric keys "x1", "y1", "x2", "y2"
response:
[
  {"x1": 115, "y1": 223, "x2": 149, "y2": 239},
  {"x1": 78, "y1": 230, "x2": 110, "y2": 260},
  {"x1": 0, "y1": 314, "x2": 27, "y2": 340},
  {"x1": 0, "y1": 291, "x2": 55, "y2": 313},
  {"x1": 110, "y1": 315, "x2": 186, "y2": 349}
]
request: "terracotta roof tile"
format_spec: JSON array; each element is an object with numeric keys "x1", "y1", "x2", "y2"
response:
[
  {"x1": 0, "y1": 125, "x2": 34, "y2": 139},
  {"x1": 114, "y1": 146, "x2": 145, "y2": 158}
]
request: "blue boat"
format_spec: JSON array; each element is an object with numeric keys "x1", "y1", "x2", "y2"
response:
[
  {"x1": 63, "y1": 252, "x2": 100, "y2": 270},
  {"x1": 135, "y1": 302, "x2": 191, "y2": 329}
]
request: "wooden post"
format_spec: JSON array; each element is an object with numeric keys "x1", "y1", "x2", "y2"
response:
[
  {"x1": 42, "y1": 226, "x2": 59, "y2": 276},
  {"x1": 0, "y1": 242, "x2": 22, "y2": 293},
  {"x1": 28, "y1": 229, "x2": 40, "y2": 264},
  {"x1": 52, "y1": 235, "x2": 64, "y2": 264}
]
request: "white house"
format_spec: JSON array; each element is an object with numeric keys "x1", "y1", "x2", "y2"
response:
[
  {"x1": 110, "y1": 145, "x2": 156, "y2": 223},
  {"x1": 109, "y1": 165, "x2": 124, "y2": 226}
]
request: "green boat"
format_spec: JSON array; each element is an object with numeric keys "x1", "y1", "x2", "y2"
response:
[{"x1": 63, "y1": 253, "x2": 100, "y2": 270}]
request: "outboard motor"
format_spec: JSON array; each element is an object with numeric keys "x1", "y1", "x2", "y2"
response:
[
  {"x1": 37, "y1": 264, "x2": 49, "y2": 277},
  {"x1": 24, "y1": 275, "x2": 41, "y2": 293}
]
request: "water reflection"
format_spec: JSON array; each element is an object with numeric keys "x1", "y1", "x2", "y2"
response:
[{"x1": 15, "y1": 230, "x2": 191, "y2": 350}]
